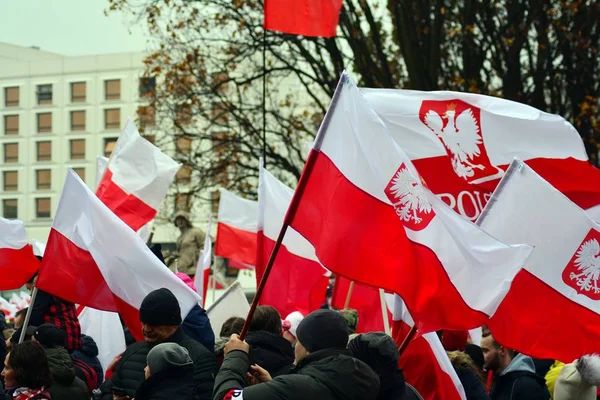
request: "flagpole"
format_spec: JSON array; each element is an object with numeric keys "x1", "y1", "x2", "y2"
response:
[
  {"x1": 18, "y1": 287, "x2": 38, "y2": 344},
  {"x1": 397, "y1": 325, "x2": 417, "y2": 357},
  {"x1": 239, "y1": 74, "x2": 346, "y2": 340},
  {"x1": 211, "y1": 255, "x2": 217, "y2": 303},
  {"x1": 379, "y1": 289, "x2": 391, "y2": 336},
  {"x1": 343, "y1": 281, "x2": 355, "y2": 309},
  {"x1": 262, "y1": 23, "x2": 267, "y2": 167}
]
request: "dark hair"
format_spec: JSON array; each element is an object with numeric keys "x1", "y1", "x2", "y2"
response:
[
  {"x1": 248, "y1": 306, "x2": 282, "y2": 335},
  {"x1": 14, "y1": 308, "x2": 28, "y2": 320},
  {"x1": 8, "y1": 341, "x2": 53, "y2": 389},
  {"x1": 220, "y1": 317, "x2": 245, "y2": 337}
]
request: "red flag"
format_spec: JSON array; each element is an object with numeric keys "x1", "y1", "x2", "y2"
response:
[
  {"x1": 0, "y1": 218, "x2": 40, "y2": 290},
  {"x1": 264, "y1": 0, "x2": 343, "y2": 37},
  {"x1": 215, "y1": 189, "x2": 258, "y2": 266},
  {"x1": 331, "y1": 277, "x2": 390, "y2": 333}
]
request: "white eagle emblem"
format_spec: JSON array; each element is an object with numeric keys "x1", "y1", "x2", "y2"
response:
[
  {"x1": 387, "y1": 167, "x2": 432, "y2": 226},
  {"x1": 423, "y1": 104, "x2": 484, "y2": 179},
  {"x1": 570, "y1": 239, "x2": 600, "y2": 294}
]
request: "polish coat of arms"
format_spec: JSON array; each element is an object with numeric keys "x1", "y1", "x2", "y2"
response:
[{"x1": 563, "y1": 230, "x2": 600, "y2": 300}]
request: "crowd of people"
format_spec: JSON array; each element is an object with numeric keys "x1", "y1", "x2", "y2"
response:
[{"x1": 0, "y1": 254, "x2": 598, "y2": 400}]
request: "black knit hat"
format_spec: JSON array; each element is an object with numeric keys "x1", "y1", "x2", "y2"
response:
[
  {"x1": 139, "y1": 288, "x2": 182, "y2": 326},
  {"x1": 34, "y1": 323, "x2": 67, "y2": 348},
  {"x1": 296, "y1": 309, "x2": 349, "y2": 353},
  {"x1": 348, "y1": 332, "x2": 399, "y2": 376}
]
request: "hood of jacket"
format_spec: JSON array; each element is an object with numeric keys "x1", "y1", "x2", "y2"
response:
[
  {"x1": 45, "y1": 347, "x2": 76, "y2": 385},
  {"x1": 79, "y1": 334, "x2": 99, "y2": 357},
  {"x1": 246, "y1": 331, "x2": 294, "y2": 376},
  {"x1": 295, "y1": 348, "x2": 380, "y2": 400},
  {"x1": 501, "y1": 353, "x2": 537, "y2": 376}
]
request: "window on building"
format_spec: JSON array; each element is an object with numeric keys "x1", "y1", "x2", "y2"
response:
[
  {"x1": 176, "y1": 165, "x2": 192, "y2": 185},
  {"x1": 4, "y1": 143, "x2": 18, "y2": 163},
  {"x1": 70, "y1": 139, "x2": 85, "y2": 160},
  {"x1": 3, "y1": 199, "x2": 17, "y2": 219},
  {"x1": 36, "y1": 198, "x2": 51, "y2": 219},
  {"x1": 137, "y1": 105, "x2": 156, "y2": 130},
  {"x1": 105, "y1": 108, "x2": 120, "y2": 130},
  {"x1": 4, "y1": 115, "x2": 18, "y2": 135},
  {"x1": 175, "y1": 193, "x2": 190, "y2": 211},
  {"x1": 105, "y1": 79, "x2": 121, "y2": 100},
  {"x1": 71, "y1": 110, "x2": 86, "y2": 131},
  {"x1": 139, "y1": 77, "x2": 156, "y2": 98},
  {"x1": 3, "y1": 171, "x2": 18, "y2": 191},
  {"x1": 104, "y1": 138, "x2": 118, "y2": 157},
  {"x1": 36, "y1": 141, "x2": 51, "y2": 162},
  {"x1": 37, "y1": 84, "x2": 52, "y2": 105},
  {"x1": 176, "y1": 135, "x2": 192, "y2": 155},
  {"x1": 73, "y1": 168, "x2": 85, "y2": 181},
  {"x1": 36, "y1": 169, "x2": 51, "y2": 190},
  {"x1": 5, "y1": 87, "x2": 19, "y2": 107},
  {"x1": 71, "y1": 82, "x2": 86, "y2": 102},
  {"x1": 37, "y1": 113, "x2": 52, "y2": 133}
]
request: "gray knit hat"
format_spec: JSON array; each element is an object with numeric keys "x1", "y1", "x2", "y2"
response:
[{"x1": 147, "y1": 343, "x2": 193, "y2": 376}]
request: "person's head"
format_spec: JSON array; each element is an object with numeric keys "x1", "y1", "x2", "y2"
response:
[
  {"x1": 481, "y1": 332, "x2": 514, "y2": 373},
  {"x1": 282, "y1": 311, "x2": 304, "y2": 346},
  {"x1": 14, "y1": 308, "x2": 28, "y2": 330},
  {"x1": 294, "y1": 309, "x2": 349, "y2": 364},
  {"x1": 139, "y1": 288, "x2": 182, "y2": 344},
  {"x1": 348, "y1": 333, "x2": 399, "y2": 377},
  {"x1": 2, "y1": 341, "x2": 52, "y2": 390},
  {"x1": 248, "y1": 306, "x2": 282, "y2": 335},
  {"x1": 33, "y1": 324, "x2": 67, "y2": 349},
  {"x1": 145, "y1": 342, "x2": 193, "y2": 379},
  {"x1": 174, "y1": 212, "x2": 192, "y2": 230},
  {"x1": 220, "y1": 317, "x2": 245, "y2": 338}
]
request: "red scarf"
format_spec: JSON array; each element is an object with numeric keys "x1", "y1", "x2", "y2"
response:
[{"x1": 11, "y1": 387, "x2": 51, "y2": 400}]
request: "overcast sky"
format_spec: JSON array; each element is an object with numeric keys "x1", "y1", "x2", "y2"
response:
[{"x1": 0, "y1": 0, "x2": 149, "y2": 56}]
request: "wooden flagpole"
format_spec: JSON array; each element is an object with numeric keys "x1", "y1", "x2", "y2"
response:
[
  {"x1": 239, "y1": 75, "x2": 346, "y2": 340},
  {"x1": 397, "y1": 325, "x2": 418, "y2": 357},
  {"x1": 379, "y1": 289, "x2": 391, "y2": 336},
  {"x1": 343, "y1": 281, "x2": 355, "y2": 309}
]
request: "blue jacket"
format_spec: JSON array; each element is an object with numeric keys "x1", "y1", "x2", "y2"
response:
[{"x1": 182, "y1": 305, "x2": 215, "y2": 352}]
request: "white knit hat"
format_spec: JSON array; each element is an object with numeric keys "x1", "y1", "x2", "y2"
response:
[
  {"x1": 554, "y1": 354, "x2": 600, "y2": 400},
  {"x1": 283, "y1": 311, "x2": 304, "y2": 338}
]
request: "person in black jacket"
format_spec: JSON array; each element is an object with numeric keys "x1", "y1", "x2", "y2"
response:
[
  {"x1": 99, "y1": 288, "x2": 217, "y2": 400},
  {"x1": 213, "y1": 309, "x2": 380, "y2": 400},
  {"x1": 71, "y1": 334, "x2": 103, "y2": 388},
  {"x1": 135, "y1": 342, "x2": 196, "y2": 400},
  {"x1": 246, "y1": 306, "x2": 294, "y2": 377},
  {"x1": 481, "y1": 333, "x2": 549, "y2": 400},
  {"x1": 447, "y1": 350, "x2": 490, "y2": 400}
]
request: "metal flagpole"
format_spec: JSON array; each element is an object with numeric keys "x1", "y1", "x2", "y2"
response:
[
  {"x1": 19, "y1": 287, "x2": 38, "y2": 343},
  {"x1": 211, "y1": 254, "x2": 217, "y2": 303},
  {"x1": 379, "y1": 289, "x2": 391, "y2": 336}
]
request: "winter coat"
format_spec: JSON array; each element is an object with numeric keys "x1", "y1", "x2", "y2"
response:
[
  {"x1": 377, "y1": 370, "x2": 406, "y2": 400},
  {"x1": 99, "y1": 327, "x2": 217, "y2": 400},
  {"x1": 491, "y1": 354, "x2": 551, "y2": 400},
  {"x1": 175, "y1": 227, "x2": 205, "y2": 275},
  {"x1": 135, "y1": 364, "x2": 196, "y2": 400},
  {"x1": 246, "y1": 331, "x2": 295, "y2": 377},
  {"x1": 182, "y1": 305, "x2": 215, "y2": 352},
  {"x1": 72, "y1": 334, "x2": 103, "y2": 388},
  {"x1": 455, "y1": 367, "x2": 490, "y2": 400},
  {"x1": 44, "y1": 347, "x2": 89, "y2": 400},
  {"x1": 213, "y1": 348, "x2": 380, "y2": 400}
]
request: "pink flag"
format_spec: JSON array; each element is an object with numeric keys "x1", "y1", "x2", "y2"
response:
[
  {"x1": 362, "y1": 88, "x2": 600, "y2": 221},
  {"x1": 96, "y1": 119, "x2": 180, "y2": 231},
  {"x1": 38, "y1": 169, "x2": 202, "y2": 340},
  {"x1": 215, "y1": 189, "x2": 258, "y2": 266},
  {"x1": 0, "y1": 218, "x2": 40, "y2": 290},
  {"x1": 478, "y1": 159, "x2": 600, "y2": 362},
  {"x1": 287, "y1": 73, "x2": 532, "y2": 332},
  {"x1": 256, "y1": 163, "x2": 330, "y2": 317}
]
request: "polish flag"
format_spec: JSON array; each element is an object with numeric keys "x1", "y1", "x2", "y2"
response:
[
  {"x1": 478, "y1": 159, "x2": 600, "y2": 362},
  {"x1": 331, "y1": 277, "x2": 390, "y2": 333},
  {"x1": 194, "y1": 218, "x2": 212, "y2": 306},
  {"x1": 206, "y1": 282, "x2": 250, "y2": 338},
  {"x1": 77, "y1": 307, "x2": 126, "y2": 373},
  {"x1": 257, "y1": 164, "x2": 330, "y2": 317},
  {"x1": 264, "y1": 0, "x2": 343, "y2": 37},
  {"x1": 95, "y1": 156, "x2": 109, "y2": 189},
  {"x1": 215, "y1": 189, "x2": 258, "y2": 266},
  {"x1": 37, "y1": 169, "x2": 202, "y2": 340},
  {"x1": 390, "y1": 295, "x2": 466, "y2": 400},
  {"x1": 0, "y1": 218, "x2": 40, "y2": 290},
  {"x1": 287, "y1": 73, "x2": 532, "y2": 332},
  {"x1": 361, "y1": 88, "x2": 600, "y2": 222},
  {"x1": 96, "y1": 119, "x2": 180, "y2": 232}
]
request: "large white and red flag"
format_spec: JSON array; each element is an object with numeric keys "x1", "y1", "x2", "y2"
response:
[
  {"x1": 96, "y1": 119, "x2": 180, "y2": 232},
  {"x1": 287, "y1": 73, "x2": 532, "y2": 332},
  {"x1": 257, "y1": 164, "x2": 329, "y2": 317},
  {"x1": 478, "y1": 159, "x2": 600, "y2": 362},
  {"x1": 361, "y1": 88, "x2": 600, "y2": 221},
  {"x1": 215, "y1": 189, "x2": 258, "y2": 266},
  {"x1": 194, "y1": 218, "x2": 212, "y2": 305},
  {"x1": 390, "y1": 295, "x2": 466, "y2": 400},
  {"x1": 38, "y1": 169, "x2": 202, "y2": 340},
  {"x1": 0, "y1": 218, "x2": 40, "y2": 290}
]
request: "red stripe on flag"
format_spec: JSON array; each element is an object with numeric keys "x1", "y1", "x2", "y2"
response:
[
  {"x1": 0, "y1": 246, "x2": 40, "y2": 290},
  {"x1": 290, "y1": 152, "x2": 487, "y2": 332},
  {"x1": 332, "y1": 277, "x2": 390, "y2": 333},
  {"x1": 215, "y1": 222, "x2": 257, "y2": 266},
  {"x1": 96, "y1": 169, "x2": 156, "y2": 232},
  {"x1": 264, "y1": 0, "x2": 343, "y2": 37}
]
